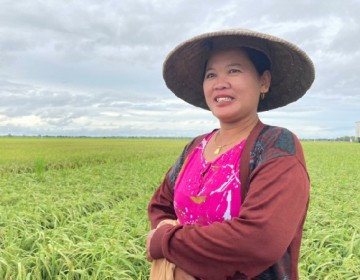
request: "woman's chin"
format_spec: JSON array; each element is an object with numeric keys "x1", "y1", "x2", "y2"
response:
[
  {"x1": 212, "y1": 110, "x2": 257, "y2": 125},
  {"x1": 212, "y1": 112, "x2": 239, "y2": 124}
]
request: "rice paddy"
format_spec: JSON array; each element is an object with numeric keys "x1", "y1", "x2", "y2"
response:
[{"x1": 0, "y1": 137, "x2": 359, "y2": 279}]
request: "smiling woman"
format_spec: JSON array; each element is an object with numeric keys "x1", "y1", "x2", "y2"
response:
[
  {"x1": 146, "y1": 28, "x2": 315, "y2": 280},
  {"x1": 202, "y1": 48, "x2": 271, "y2": 130}
]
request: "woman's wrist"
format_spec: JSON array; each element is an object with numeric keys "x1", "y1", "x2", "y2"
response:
[{"x1": 149, "y1": 223, "x2": 174, "y2": 259}]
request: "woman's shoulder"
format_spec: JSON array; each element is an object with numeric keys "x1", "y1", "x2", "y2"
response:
[
  {"x1": 248, "y1": 124, "x2": 308, "y2": 176},
  {"x1": 186, "y1": 131, "x2": 215, "y2": 150},
  {"x1": 254, "y1": 125, "x2": 302, "y2": 158},
  {"x1": 167, "y1": 132, "x2": 212, "y2": 186}
]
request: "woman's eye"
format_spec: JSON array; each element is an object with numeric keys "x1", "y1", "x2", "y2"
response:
[
  {"x1": 229, "y1": 69, "x2": 241, "y2": 74},
  {"x1": 205, "y1": 73, "x2": 215, "y2": 79}
]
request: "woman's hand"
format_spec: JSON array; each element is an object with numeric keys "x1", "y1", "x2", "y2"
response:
[
  {"x1": 174, "y1": 267, "x2": 196, "y2": 280},
  {"x1": 147, "y1": 220, "x2": 196, "y2": 279},
  {"x1": 157, "y1": 219, "x2": 179, "y2": 227},
  {"x1": 146, "y1": 219, "x2": 178, "y2": 262}
]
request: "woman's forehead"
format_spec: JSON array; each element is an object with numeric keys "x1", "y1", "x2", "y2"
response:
[{"x1": 207, "y1": 48, "x2": 251, "y2": 66}]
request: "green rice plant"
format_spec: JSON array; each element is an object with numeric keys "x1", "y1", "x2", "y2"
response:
[
  {"x1": 0, "y1": 138, "x2": 359, "y2": 279},
  {"x1": 34, "y1": 158, "x2": 46, "y2": 181}
]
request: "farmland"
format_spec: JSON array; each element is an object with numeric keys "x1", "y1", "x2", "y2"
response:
[{"x1": 0, "y1": 137, "x2": 359, "y2": 279}]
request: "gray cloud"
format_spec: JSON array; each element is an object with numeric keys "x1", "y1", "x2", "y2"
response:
[{"x1": 0, "y1": 0, "x2": 359, "y2": 138}]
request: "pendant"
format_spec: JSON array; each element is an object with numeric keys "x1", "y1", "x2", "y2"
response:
[{"x1": 214, "y1": 147, "x2": 221, "y2": 155}]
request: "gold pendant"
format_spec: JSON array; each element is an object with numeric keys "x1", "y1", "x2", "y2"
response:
[{"x1": 214, "y1": 147, "x2": 221, "y2": 155}]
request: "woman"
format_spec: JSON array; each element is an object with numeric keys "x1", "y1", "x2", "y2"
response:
[{"x1": 146, "y1": 29, "x2": 315, "y2": 280}]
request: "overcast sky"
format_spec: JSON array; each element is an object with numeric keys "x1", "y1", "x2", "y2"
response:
[{"x1": 1, "y1": 0, "x2": 359, "y2": 138}]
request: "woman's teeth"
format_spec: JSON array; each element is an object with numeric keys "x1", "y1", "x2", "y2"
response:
[{"x1": 216, "y1": 97, "x2": 233, "y2": 102}]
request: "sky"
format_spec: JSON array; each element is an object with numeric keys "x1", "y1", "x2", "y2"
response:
[{"x1": 1, "y1": 0, "x2": 359, "y2": 138}]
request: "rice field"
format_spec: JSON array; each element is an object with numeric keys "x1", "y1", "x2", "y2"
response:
[{"x1": 0, "y1": 137, "x2": 359, "y2": 279}]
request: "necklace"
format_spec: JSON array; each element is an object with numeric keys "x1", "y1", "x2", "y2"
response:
[
  {"x1": 213, "y1": 118, "x2": 259, "y2": 155},
  {"x1": 213, "y1": 131, "x2": 239, "y2": 155}
]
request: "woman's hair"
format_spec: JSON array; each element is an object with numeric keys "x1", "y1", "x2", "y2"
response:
[
  {"x1": 202, "y1": 47, "x2": 271, "y2": 80},
  {"x1": 241, "y1": 47, "x2": 271, "y2": 76}
]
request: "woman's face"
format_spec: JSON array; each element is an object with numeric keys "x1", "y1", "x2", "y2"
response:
[{"x1": 203, "y1": 48, "x2": 271, "y2": 123}]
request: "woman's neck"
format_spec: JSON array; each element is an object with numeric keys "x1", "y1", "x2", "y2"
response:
[{"x1": 218, "y1": 115, "x2": 259, "y2": 142}]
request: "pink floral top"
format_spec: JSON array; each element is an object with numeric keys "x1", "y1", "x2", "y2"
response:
[{"x1": 174, "y1": 131, "x2": 246, "y2": 226}]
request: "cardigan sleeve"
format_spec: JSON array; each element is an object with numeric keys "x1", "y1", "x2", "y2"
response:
[
  {"x1": 149, "y1": 132, "x2": 310, "y2": 279},
  {"x1": 147, "y1": 167, "x2": 177, "y2": 229}
]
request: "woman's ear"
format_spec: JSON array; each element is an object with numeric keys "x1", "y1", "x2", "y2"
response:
[{"x1": 260, "y1": 70, "x2": 271, "y2": 93}]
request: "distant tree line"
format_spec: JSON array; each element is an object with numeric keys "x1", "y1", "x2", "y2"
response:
[
  {"x1": 335, "y1": 136, "x2": 359, "y2": 142},
  {"x1": 1, "y1": 134, "x2": 360, "y2": 142},
  {"x1": 300, "y1": 136, "x2": 359, "y2": 142}
]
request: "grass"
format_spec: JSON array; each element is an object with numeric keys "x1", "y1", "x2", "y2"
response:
[
  {"x1": 300, "y1": 142, "x2": 360, "y2": 279},
  {"x1": 0, "y1": 137, "x2": 359, "y2": 279}
]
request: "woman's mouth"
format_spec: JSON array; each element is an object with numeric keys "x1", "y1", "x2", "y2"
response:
[{"x1": 215, "y1": 97, "x2": 233, "y2": 103}]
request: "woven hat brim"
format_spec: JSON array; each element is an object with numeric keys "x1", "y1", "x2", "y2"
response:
[{"x1": 163, "y1": 29, "x2": 315, "y2": 112}]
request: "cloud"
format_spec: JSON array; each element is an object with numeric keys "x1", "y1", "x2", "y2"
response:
[{"x1": 0, "y1": 0, "x2": 359, "y2": 138}]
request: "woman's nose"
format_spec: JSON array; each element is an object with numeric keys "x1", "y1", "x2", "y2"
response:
[{"x1": 214, "y1": 75, "x2": 230, "y2": 90}]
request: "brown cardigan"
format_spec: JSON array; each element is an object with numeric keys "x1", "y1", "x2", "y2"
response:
[{"x1": 148, "y1": 121, "x2": 310, "y2": 279}]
